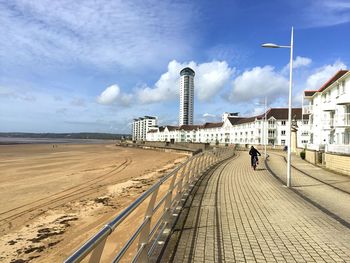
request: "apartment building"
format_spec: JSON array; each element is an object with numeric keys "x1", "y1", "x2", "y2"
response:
[
  {"x1": 179, "y1": 67, "x2": 195, "y2": 125},
  {"x1": 146, "y1": 108, "x2": 308, "y2": 147},
  {"x1": 132, "y1": 116, "x2": 158, "y2": 141},
  {"x1": 303, "y1": 70, "x2": 350, "y2": 154}
]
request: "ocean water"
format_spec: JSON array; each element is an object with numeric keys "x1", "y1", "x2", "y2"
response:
[{"x1": 0, "y1": 137, "x2": 116, "y2": 145}]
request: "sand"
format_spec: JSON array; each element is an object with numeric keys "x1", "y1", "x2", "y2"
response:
[{"x1": 0, "y1": 143, "x2": 187, "y2": 262}]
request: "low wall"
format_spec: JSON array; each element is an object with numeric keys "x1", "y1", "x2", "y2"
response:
[
  {"x1": 296, "y1": 147, "x2": 317, "y2": 164},
  {"x1": 324, "y1": 153, "x2": 350, "y2": 176},
  {"x1": 117, "y1": 141, "x2": 210, "y2": 155}
]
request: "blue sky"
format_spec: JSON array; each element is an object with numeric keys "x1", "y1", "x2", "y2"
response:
[{"x1": 1, "y1": 0, "x2": 350, "y2": 133}]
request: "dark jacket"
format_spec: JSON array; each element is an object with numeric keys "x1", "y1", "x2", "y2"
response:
[{"x1": 249, "y1": 147, "x2": 261, "y2": 157}]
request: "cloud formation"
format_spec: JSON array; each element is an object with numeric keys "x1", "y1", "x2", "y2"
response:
[
  {"x1": 230, "y1": 66, "x2": 289, "y2": 103},
  {"x1": 282, "y1": 56, "x2": 312, "y2": 74},
  {"x1": 97, "y1": 84, "x2": 132, "y2": 106},
  {"x1": 304, "y1": 0, "x2": 350, "y2": 27},
  {"x1": 306, "y1": 60, "x2": 347, "y2": 90},
  {"x1": 0, "y1": 0, "x2": 196, "y2": 69},
  {"x1": 137, "y1": 60, "x2": 233, "y2": 104}
]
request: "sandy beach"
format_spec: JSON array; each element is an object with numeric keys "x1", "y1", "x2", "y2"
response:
[{"x1": 0, "y1": 143, "x2": 187, "y2": 262}]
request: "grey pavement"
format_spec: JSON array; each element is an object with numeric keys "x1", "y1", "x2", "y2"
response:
[
  {"x1": 160, "y1": 151, "x2": 350, "y2": 262},
  {"x1": 266, "y1": 151, "x2": 350, "y2": 225}
]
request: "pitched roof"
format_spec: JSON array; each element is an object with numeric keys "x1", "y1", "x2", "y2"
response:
[
  {"x1": 264, "y1": 108, "x2": 309, "y2": 120},
  {"x1": 226, "y1": 108, "x2": 308, "y2": 126},
  {"x1": 178, "y1": 125, "x2": 201, "y2": 131},
  {"x1": 165, "y1": 125, "x2": 178, "y2": 131},
  {"x1": 304, "y1": 90, "x2": 317, "y2": 97},
  {"x1": 227, "y1": 117, "x2": 246, "y2": 125},
  {"x1": 318, "y1": 70, "x2": 348, "y2": 92},
  {"x1": 303, "y1": 70, "x2": 349, "y2": 97},
  {"x1": 202, "y1": 122, "x2": 223, "y2": 128}
]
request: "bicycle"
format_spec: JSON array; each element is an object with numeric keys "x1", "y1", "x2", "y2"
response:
[{"x1": 252, "y1": 155, "x2": 259, "y2": 170}]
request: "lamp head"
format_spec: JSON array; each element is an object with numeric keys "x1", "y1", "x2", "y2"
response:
[{"x1": 261, "y1": 43, "x2": 280, "y2": 48}]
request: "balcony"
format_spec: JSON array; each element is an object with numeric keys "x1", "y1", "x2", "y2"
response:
[
  {"x1": 336, "y1": 93, "x2": 350, "y2": 105},
  {"x1": 326, "y1": 144, "x2": 350, "y2": 155},
  {"x1": 302, "y1": 105, "x2": 313, "y2": 115},
  {"x1": 322, "y1": 119, "x2": 334, "y2": 130},
  {"x1": 322, "y1": 102, "x2": 336, "y2": 112},
  {"x1": 335, "y1": 113, "x2": 350, "y2": 127},
  {"x1": 268, "y1": 133, "x2": 276, "y2": 139}
]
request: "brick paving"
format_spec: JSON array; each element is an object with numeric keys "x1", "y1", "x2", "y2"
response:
[
  {"x1": 267, "y1": 152, "x2": 350, "y2": 224},
  {"x1": 161, "y1": 152, "x2": 350, "y2": 262}
]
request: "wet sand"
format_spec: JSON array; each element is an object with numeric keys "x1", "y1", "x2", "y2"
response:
[{"x1": 0, "y1": 143, "x2": 187, "y2": 262}]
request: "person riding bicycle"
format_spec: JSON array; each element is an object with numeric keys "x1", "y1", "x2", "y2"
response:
[{"x1": 249, "y1": 146, "x2": 261, "y2": 167}]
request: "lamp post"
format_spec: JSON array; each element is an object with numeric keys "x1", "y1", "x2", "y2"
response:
[
  {"x1": 256, "y1": 98, "x2": 268, "y2": 158},
  {"x1": 262, "y1": 27, "x2": 294, "y2": 188},
  {"x1": 264, "y1": 97, "x2": 267, "y2": 159}
]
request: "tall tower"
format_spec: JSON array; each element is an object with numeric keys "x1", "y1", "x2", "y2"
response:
[{"x1": 179, "y1": 67, "x2": 195, "y2": 125}]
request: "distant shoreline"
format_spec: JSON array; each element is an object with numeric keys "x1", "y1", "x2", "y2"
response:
[{"x1": 0, "y1": 137, "x2": 117, "y2": 145}]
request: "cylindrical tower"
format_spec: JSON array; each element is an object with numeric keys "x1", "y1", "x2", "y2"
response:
[{"x1": 179, "y1": 67, "x2": 195, "y2": 125}]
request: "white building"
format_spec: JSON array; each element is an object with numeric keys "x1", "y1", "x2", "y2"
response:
[
  {"x1": 179, "y1": 67, "x2": 195, "y2": 126},
  {"x1": 146, "y1": 108, "x2": 308, "y2": 147},
  {"x1": 303, "y1": 70, "x2": 350, "y2": 154},
  {"x1": 132, "y1": 116, "x2": 158, "y2": 141}
]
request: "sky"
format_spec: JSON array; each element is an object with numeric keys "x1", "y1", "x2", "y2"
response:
[{"x1": 1, "y1": 0, "x2": 350, "y2": 134}]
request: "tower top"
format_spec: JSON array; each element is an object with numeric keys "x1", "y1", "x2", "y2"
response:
[{"x1": 180, "y1": 67, "x2": 195, "y2": 77}]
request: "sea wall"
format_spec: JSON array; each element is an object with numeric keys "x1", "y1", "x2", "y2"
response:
[{"x1": 324, "y1": 153, "x2": 350, "y2": 176}]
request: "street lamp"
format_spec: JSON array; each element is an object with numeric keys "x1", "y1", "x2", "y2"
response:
[
  {"x1": 255, "y1": 97, "x2": 268, "y2": 159},
  {"x1": 262, "y1": 27, "x2": 294, "y2": 188}
]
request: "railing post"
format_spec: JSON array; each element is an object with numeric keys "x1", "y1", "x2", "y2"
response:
[
  {"x1": 174, "y1": 164, "x2": 186, "y2": 205},
  {"x1": 189, "y1": 157, "x2": 199, "y2": 185},
  {"x1": 88, "y1": 236, "x2": 108, "y2": 263},
  {"x1": 198, "y1": 154, "x2": 206, "y2": 175},
  {"x1": 163, "y1": 168, "x2": 178, "y2": 224},
  {"x1": 137, "y1": 188, "x2": 159, "y2": 263}
]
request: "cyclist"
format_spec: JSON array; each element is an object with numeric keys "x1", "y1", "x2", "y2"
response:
[{"x1": 249, "y1": 146, "x2": 261, "y2": 168}]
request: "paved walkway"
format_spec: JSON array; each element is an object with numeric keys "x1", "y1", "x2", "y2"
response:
[
  {"x1": 161, "y1": 152, "x2": 350, "y2": 262},
  {"x1": 267, "y1": 151, "x2": 350, "y2": 224}
]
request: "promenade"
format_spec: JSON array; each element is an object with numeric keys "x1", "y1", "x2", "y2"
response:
[{"x1": 160, "y1": 151, "x2": 350, "y2": 262}]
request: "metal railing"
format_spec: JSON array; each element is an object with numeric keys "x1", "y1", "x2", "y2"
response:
[
  {"x1": 64, "y1": 147, "x2": 234, "y2": 263},
  {"x1": 336, "y1": 113, "x2": 350, "y2": 127},
  {"x1": 322, "y1": 119, "x2": 334, "y2": 129},
  {"x1": 302, "y1": 105, "x2": 313, "y2": 115}
]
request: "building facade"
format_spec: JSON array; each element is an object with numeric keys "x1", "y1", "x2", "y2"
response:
[
  {"x1": 303, "y1": 70, "x2": 350, "y2": 154},
  {"x1": 146, "y1": 108, "x2": 308, "y2": 147},
  {"x1": 132, "y1": 116, "x2": 158, "y2": 141},
  {"x1": 179, "y1": 67, "x2": 195, "y2": 126}
]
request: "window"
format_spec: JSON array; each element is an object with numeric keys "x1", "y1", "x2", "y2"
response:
[
  {"x1": 337, "y1": 85, "x2": 340, "y2": 97},
  {"x1": 303, "y1": 120, "x2": 308, "y2": 125},
  {"x1": 340, "y1": 80, "x2": 346, "y2": 94},
  {"x1": 281, "y1": 130, "x2": 286, "y2": 136},
  {"x1": 281, "y1": 121, "x2": 286, "y2": 126},
  {"x1": 281, "y1": 140, "x2": 286, "y2": 145}
]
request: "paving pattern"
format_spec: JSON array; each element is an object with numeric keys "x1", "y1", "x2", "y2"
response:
[{"x1": 162, "y1": 152, "x2": 350, "y2": 262}]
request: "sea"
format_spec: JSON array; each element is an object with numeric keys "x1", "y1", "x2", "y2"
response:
[{"x1": 0, "y1": 137, "x2": 116, "y2": 145}]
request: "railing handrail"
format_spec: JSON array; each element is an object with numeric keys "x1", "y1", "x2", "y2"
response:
[{"x1": 65, "y1": 148, "x2": 234, "y2": 263}]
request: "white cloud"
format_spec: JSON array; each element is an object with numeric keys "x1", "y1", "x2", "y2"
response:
[
  {"x1": 0, "y1": 1, "x2": 196, "y2": 69},
  {"x1": 97, "y1": 84, "x2": 132, "y2": 106},
  {"x1": 293, "y1": 56, "x2": 312, "y2": 69},
  {"x1": 97, "y1": 85, "x2": 121, "y2": 105},
  {"x1": 197, "y1": 61, "x2": 234, "y2": 101},
  {"x1": 282, "y1": 56, "x2": 312, "y2": 74},
  {"x1": 203, "y1": 113, "x2": 216, "y2": 118},
  {"x1": 306, "y1": 60, "x2": 347, "y2": 90},
  {"x1": 230, "y1": 66, "x2": 289, "y2": 103},
  {"x1": 137, "y1": 60, "x2": 233, "y2": 104},
  {"x1": 301, "y1": 0, "x2": 350, "y2": 27}
]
